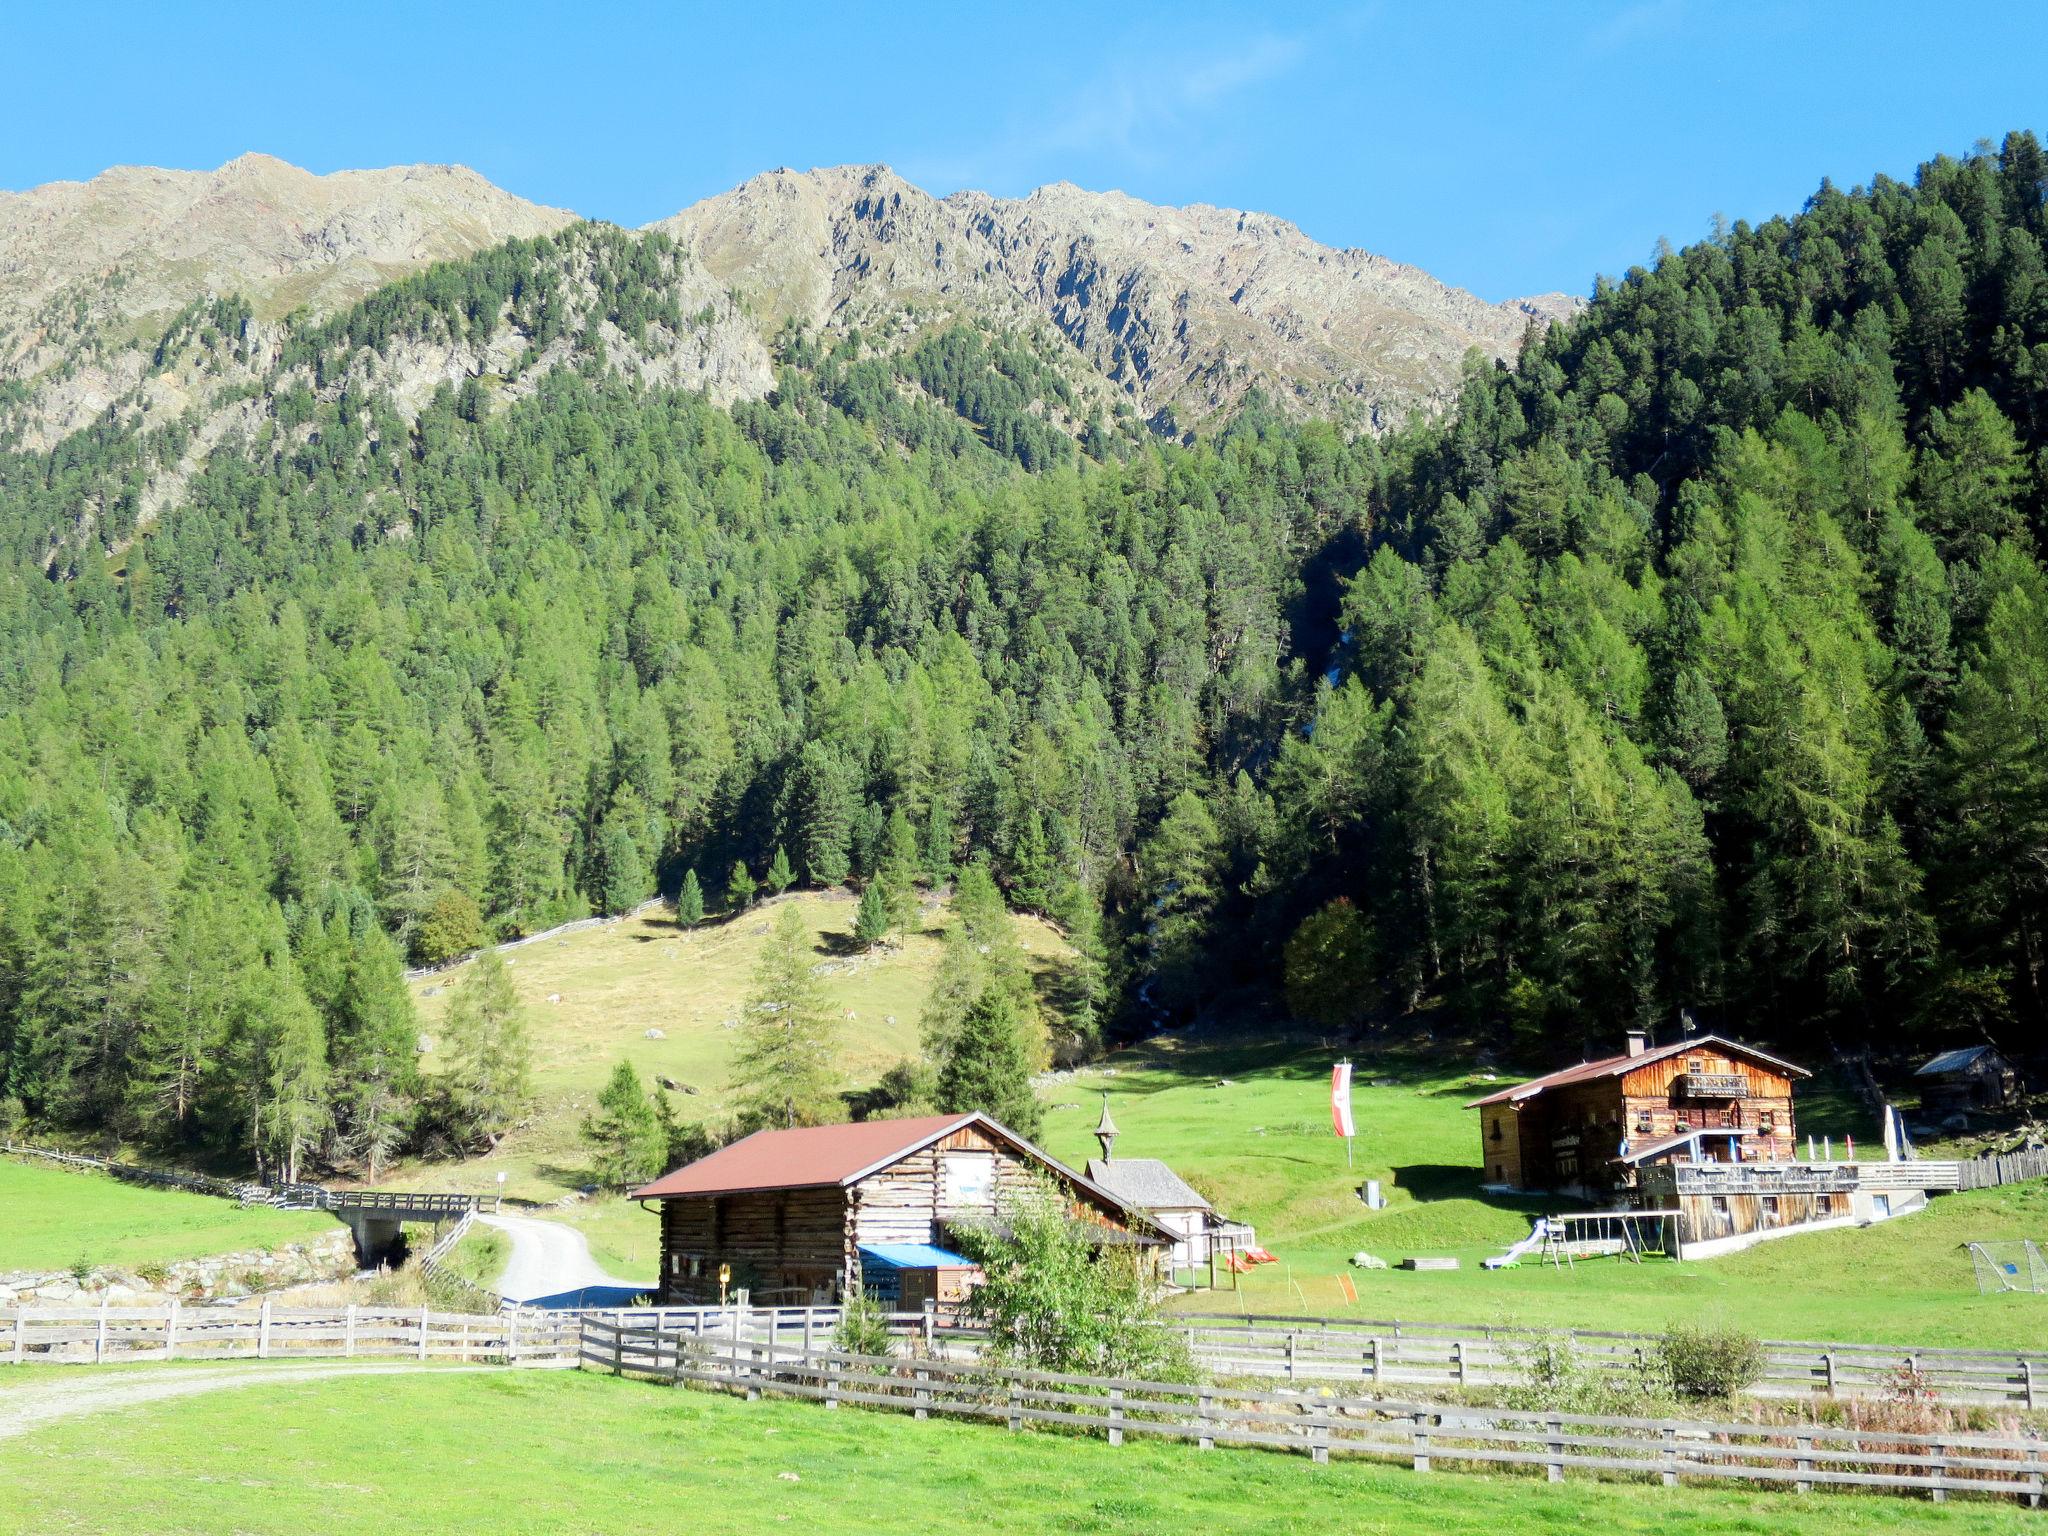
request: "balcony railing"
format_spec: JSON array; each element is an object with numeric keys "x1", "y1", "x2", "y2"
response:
[{"x1": 1672, "y1": 1071, "x2": 1750, "y2": 1098}]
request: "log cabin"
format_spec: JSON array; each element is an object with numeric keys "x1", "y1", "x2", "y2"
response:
[
  {"x1": 1468, "y1": 1031, "x2": 1806, "y2": 1196},
  {"x1": 630, "y1": 1112, "x2": 1165, "y2": 1305}
]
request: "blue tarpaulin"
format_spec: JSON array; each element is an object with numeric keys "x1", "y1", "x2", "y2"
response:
[{"x1": 857, "y1": 1242, "x2": 975, "y2": 1270}]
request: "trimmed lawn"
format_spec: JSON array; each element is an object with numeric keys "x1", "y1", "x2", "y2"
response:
[
  {"x1": 0, "y1": 1159, "x2": 334, "y2": 1275},
  {"x1": 0, "y1": 1366, "x2": 2024, "y2": 1535},
  {"x1": 400, "y1": 891, "x2": 1074, "y2": 1202},
  {"x1": 1037, "y1": 1035, "x2": 2048, "y2": 1349}
]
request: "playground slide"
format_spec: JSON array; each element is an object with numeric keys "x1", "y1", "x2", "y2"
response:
[{"x1": 1482, "y1": 1218, "x2": 1550, "y2": 1270}]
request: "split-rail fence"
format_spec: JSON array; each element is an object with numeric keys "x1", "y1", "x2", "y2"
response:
[{"x1": 580, "y1": 1314, "x2": 2048, "y2": 1508}]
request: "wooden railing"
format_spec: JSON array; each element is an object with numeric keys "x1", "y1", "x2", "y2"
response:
[
  {"x1": 1957, "y1": 1148, "x2": 2048, "y2": 1191},
  {"x1": 1169, "y1": 1315, "x2": 2048, "y2": 1408},
  {"x1": 3, "y1": 1143, "x2": 486, "y2": 1220},
  {"x1": 1, "y1": 1301, "x2": 579, "y2": 1366},
  {"x1": 530, "y1": 1303, "x2": 2048, "y2": 1409},
  {"x1": 579, "y1": 1317, "x2": 2048, "y2": 1507}
]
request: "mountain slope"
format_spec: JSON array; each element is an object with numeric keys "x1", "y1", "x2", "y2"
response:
[
  {"x1": 656, "y1": 163, "x2": 1576, "y2": 434},
  {"x1": 0, "y1": 154, "x2": 578, "y2": 449}
]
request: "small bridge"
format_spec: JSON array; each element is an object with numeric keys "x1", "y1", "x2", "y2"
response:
[{"x1": 4, "y1": 1144, "x2": 488, "y2": 1266}]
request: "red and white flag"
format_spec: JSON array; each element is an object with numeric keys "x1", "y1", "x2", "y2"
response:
[{"x1": 1331, "y1": 1061, "x2": 1356, "y2": 1140}]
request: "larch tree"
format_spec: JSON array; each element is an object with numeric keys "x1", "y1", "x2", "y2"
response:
[{"x1": 731, "y1": 903, "x2": 841, "y2": 1130}]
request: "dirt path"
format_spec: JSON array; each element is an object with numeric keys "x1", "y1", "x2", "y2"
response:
[
  {"x1": 481, "y1": 1212, "x2": 651, "y2": 1307},
  {"x1": 0, "y1": 1362, "x2": 507, "y2": 1442}
]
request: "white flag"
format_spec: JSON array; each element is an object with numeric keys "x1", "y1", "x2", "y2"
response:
[{"x1": 1331, "y1": 1061, "x2": 1356, "y2": 1140}]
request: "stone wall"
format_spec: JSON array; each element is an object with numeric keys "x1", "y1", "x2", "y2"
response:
[{"x1": 0, "y1": 1227, "x2": 355, "y2": 1306}]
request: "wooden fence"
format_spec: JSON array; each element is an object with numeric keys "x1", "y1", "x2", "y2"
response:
[
  {"x1": 0, "y1": 1300, "x2": 578, "y2": 1366},
  {"x1": 1170, "y1": 1314, "x2": 2048, "y2": 1408},
  {"x1": 3, "y1": 1144, "x2": 484, "y2": 1220},
  {"x1": 579, "y1": 1316, "x2": 2048, "y2": 1507},
  {"x1": 1958, "y1": 1148, "x2": 2048, "y2": 1191},
  {"x1": 531, "y1": 1302, "x2": 2048, "y2": 1409}
]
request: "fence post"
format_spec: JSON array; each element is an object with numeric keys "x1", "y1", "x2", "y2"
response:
[
  {"x1": 258, "y1": 1295, "x2": 272, "y2": 1359},
  {"x1": 1823, "y1": 1351, "x2": 1837, "y2": 1394},
  {"x1": 1108, "y1": 1388, "x2": 1125, "y2": 1446},
  {"x1": 96, "y1": 1299, "x2": 108, "y2": 1364},
  {"x1": 2027, "y1": 1438, "x2": 2043, "y2": 1509},
  {"x1": 344, "y1": 1304, "x2": 356, "y2": 1359},
  {"x1": 826, "y1": 1354, "x2": 841, "y2": 1410},
  {"x1": 745, "y1": 1343, "x2": 762, "y2": 1401},
  {"x1": 1310, "y1": 1413, "x2": 1329, "y2": 1465},
  {"x1": 1367, "y1": 1336, "x2": 1381, "y2": 1383},
  {"x1": 1794, "y1": 1432, "x2": 1814, "y2": 1493},
  {"x1": 2022, "y1": 1358, "x2": 2035, "y2": 1412},
  {"x1": 1198, "y1": 1387, "x2": 1215, "y2": 1450},
  {"x1": 914, "y1": 1366, "x2": 930, "y2": 1420},
  {"x1": 9, "y1": 1310, "x2": 21, "y2": 1365},
  {"x1": 417, "y1": 1306, "x2": 429, "y2": 1362},
  {"x1": 1287, "y1": 1331, "x2": 1298, "y2": 1383},
  {"x1": 613, "y1": 1322, "x2": 625, "y2": 1377},
  {"x1": 1929, "y1": 1437, "x2": 1948, "y2": 1503},
  {"x1": 459, "y1": 1317, "x2": 471, "y2": 1364},
  {"x1": 1546, "y1": 1414, "x2": 1564, "y2": 1482},
  {"x1": 1007, "y1": 1382, "x2": 1022, "y2": 1432},
  {"x1": 922, "y1": 1299, "x2": 935, "y2": 1355},
  {"x1": 1410, "y1": 1411, "x2": 1431, "y2": 1472},
  {"x1": 803, "y1": 1308, "x2": 815, "y2": 1356},
  {"x1": 1661, "y1": 1425, "x2": 1678, "y2": 1487},
  {"x1": 1454, "y1": 1338, "x2": 1468, "y2": 1387},
  {"x1": 165, "y1": 1299, "x2": 179, "y2": 1361}
]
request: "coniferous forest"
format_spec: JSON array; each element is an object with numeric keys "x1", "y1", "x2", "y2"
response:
[{"x1": 1, "y1": 135, "x2": 2045, "y2": 1177}]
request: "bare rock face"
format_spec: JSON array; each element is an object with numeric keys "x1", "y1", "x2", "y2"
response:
[
  {"x1": 656, "y1": 163, "x2": 1581, "y2": 434},
  {"x1": 0, "y1": 152, "x2": 576, "y2": 353}
]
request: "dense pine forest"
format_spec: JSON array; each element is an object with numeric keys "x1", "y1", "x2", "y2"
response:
[{"x1": 0, "y1": 135, "x2": 2043, "y2": 1178}]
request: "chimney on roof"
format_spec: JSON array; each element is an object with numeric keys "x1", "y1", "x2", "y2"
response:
[
  {"x1": 1626, "y1": 1029, "x2": 1648, "y2": 1058},
  {"x1": 1094, "y1": 1093, "x2": 1120, "y2": 1163}
]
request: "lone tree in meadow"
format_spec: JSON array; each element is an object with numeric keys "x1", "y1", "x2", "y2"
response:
[
  {"x1": 676, "y1": 868, "x2": 705, "y2": 927},
  {"x1": 581, "y1": 1059, "x2": 667, "y2": 1189},
  {"x1": 731, "y1": 903, "x2": 841, "y2": 1130},
  {"x1": 853, "y1": 879, "x2": 892, "y2": 951},
  {"x1": 437, "y1": 948, "x2": 532, "y2": 1150}
]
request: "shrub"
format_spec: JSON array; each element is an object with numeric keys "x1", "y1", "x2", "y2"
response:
[
  {"x1": 0, "y1": 1094, "x2": 25, "y2": 1142},
  {"x1": 1507, "y1": 1331, "x2": 1672, "y2": 1416},
  {"x1": 414, "y1": 888, "x2": 485, "y2": 965},
  {"x1": 952, "y1": 1178, "x2": 1195, "y2": 1382},
  {"x1": 833, "y1": 1292, "x2": 894, "y2": 1358},
  {"x1": 1658, "y1": 1322, "x2": 1764, "y2": 1401}
]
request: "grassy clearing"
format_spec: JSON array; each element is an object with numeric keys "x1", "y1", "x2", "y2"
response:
[
  {"x1": 1036, "y1": 1035, "x2": 2048, "y2": 1348},
  {"x1": 0, "y1": 1159, "x2": 334, "y2": 1275},
  {"x1": 441, "y1": 1226, "x2": 509, "y2": 1291},
  {"x1": 0, "y1": 1366, "x2": 2022, "y2": 1536},
  {"x1": 400, "y1": 891, "x2": 1073, "y2": 1202}
]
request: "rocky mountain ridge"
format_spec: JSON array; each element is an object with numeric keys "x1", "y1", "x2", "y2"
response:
[
  {"x1": 0, "y1": 153, "x2": 1578, "y2": 453},
  {"x1": 657, "y1": 163, "x2": 1578, "y2": 433}
]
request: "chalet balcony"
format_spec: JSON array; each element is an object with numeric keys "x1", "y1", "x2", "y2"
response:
[{"x1": 1639, "y1": 1160, "x2": 1961, "y2": 1199}]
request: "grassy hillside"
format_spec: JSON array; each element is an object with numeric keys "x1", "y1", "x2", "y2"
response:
[
  {"x1": 0, "y1": 1366, "x2": 2018, "y2": 1536},
  {"x1": 1037, "y1": 1034, "x2": 2048, "y2": 1348},
  {"x1": 400, "y1": 891, "x2": 1074, "y2": 1200},
  {"x1": 0, "y1": 1160, "x2": 335, "y2": 1274}
]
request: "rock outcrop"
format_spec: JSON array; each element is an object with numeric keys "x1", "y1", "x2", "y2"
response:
[{"x1": 656, "y1": 163, "x2": 1581, "y2": 434}]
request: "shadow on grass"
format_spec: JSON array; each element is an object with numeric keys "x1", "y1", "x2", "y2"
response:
[{"x1": 1390, "y1": 1163, "x2": 1545, "y2": 1214}]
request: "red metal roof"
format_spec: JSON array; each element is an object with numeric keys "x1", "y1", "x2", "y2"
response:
[
  {"x1": 630, "y1": 1113, "x2": 977, "y2": 1199},
  {"x1": 1465, "y1": 1034, "x2": 1808, "y2": 1109}
]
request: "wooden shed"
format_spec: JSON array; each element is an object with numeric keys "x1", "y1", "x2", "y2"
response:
[
  {"x1": 1468, "y1": 1032, "x2": 1807, "y2": 1195},
  {"x1": 1915, "y1": 1045, "x2": 2021, "y2": 1112},
  {"x1": 631, "y1": 1112, "x2": 1162, "y2": 1305}
]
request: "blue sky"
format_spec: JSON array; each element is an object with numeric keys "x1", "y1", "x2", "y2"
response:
[{"x1": 3, "y1": 2, "x2": 2042, "y2": 302}]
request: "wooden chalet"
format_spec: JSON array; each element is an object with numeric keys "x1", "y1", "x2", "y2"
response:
[
  {"x1": 1468, "y1": 1031, "x2": 1806, "y2": 1195},
  {"x1": 631, "y1": 1112, "x2": 1164, "y2": 1306}
]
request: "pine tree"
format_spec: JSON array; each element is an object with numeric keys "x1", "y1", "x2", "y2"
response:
[
  {"x1": 765, "y1": 844, "x2": 796, "y2": 895},
  {"x1": 936, "y1": 988, "x2": 1041, "y2": 1138},
  {"x1": 437, "y1": 948, "x2": 531, "y2": 1150},
  {"x1": 581, "y1": 1059, "x2": 666, "y2": 1189},
  {"x1": 726, "y1": 859, "x2": 756, "y2": 912},
  {"x1": 853, "y1": 880, "x2": 891, "y2": 951},
  {"x1": 676, "y1": 868, "x2": 705, "y2": 927},
  {"x1": 731, "y1": 904, "x2": 840, "y2": 1130}
]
